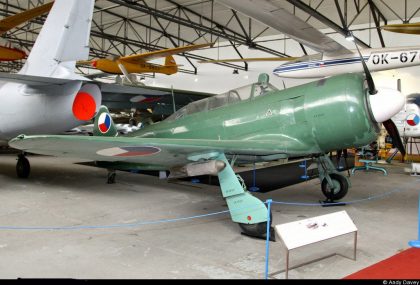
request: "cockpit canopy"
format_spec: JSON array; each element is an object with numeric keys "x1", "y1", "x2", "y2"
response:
[{"x1": 165, "y1": 73, "x2": 278, "y2": 121}]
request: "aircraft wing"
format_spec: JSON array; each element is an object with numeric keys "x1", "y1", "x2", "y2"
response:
[
  {"x1": 9, "y1": 135, "x2": 286, "y2": 170},
  {"x1": 0, "y1": 2, "x2": 54, "y2": 35},
  {"x1": 217, "y1": 0, "x2": 351, "y2": 55},
  {"x1": 198, "y1": 57, "x2": 298, "y2": 63},
  {"x1": 0, "y1": 72, "x2": 84, "y2": 85},
  {"x1": 120, "y1": 43, "x2": 214, "y2": 64},
  {"x1": 97, "y1": 82, "x2": 170, "y2": 96}
]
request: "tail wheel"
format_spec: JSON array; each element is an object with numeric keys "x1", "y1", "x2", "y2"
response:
[
  {"x1": 321, "y1": 173, "x2": 348, "y2": 200},
  {"x1": 238, "y1": 211, "x2": 273, "y2": 240},
  {"x1": 16, "y1": 156, "x2": 30, "y2": 179}
]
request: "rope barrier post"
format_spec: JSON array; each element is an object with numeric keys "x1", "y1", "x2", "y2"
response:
[
  {"x1": 409, "y1": 192, "x2": 420, "y2": 248},
  {"x1": 299, "y1": 160, "x2": 309, "y2": 180},
  {"x1": 249, "y1": 162, "x2": 260, "y2": 192},
  {"x1": 265, "y1": 199, "x2": 272, "y2": 280}
]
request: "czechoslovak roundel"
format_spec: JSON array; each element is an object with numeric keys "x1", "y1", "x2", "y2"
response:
[{"x1": 98, "y1": 113, "x2": 112, "y2": 133}]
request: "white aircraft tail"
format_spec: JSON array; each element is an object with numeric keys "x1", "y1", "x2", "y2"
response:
[{"x1": 19, "y1": 0, "x2": 94, "y2": 78}]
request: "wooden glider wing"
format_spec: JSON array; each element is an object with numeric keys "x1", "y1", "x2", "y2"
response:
[
  {"x1": 120, "y1": 43, "x2": 214, "y2": 64},
  {"x1": 381, "y1": 22, "x2": 420, "y2": 35},
  {"x1": 198, "y1": 57, "x2": 298, "y2": 63},
  {"x1": 0, "y1": 2, "x2": 54, "y2": 35}
]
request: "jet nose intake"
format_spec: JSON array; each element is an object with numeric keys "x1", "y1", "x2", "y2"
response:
[{"x1": 368, "y1": 88, "x2": 405, "y2": 123}]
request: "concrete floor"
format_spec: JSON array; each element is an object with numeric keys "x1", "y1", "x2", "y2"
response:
[{"x1": 0, "y1": 154, "x2": 418, "y2": 279}]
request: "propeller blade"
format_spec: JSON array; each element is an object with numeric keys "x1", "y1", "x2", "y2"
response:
[
  {"x1": 383, "y1": 119, "x2": 406, "y2": 157},
  {"x1": 352, "y1": 32, "x2": 377, "y2": 95}
]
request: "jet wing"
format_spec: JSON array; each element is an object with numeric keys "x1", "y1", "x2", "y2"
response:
[
  {"x1": 217, "y1": 0, "x2": 351, "y2": 55},
  {"x1": 120, "y1": 43, "x2": 214, "y2": 64},
  {"x1": 0, "y1": 72, "x2": 85, "y2": 85},
  {"x1": 9, "y1": 135, "x2": 287, "y2": 169}
]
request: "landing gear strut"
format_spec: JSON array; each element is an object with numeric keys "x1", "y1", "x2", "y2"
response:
[
  {"x1": 214, "y1": 153, "x2": 275, "y2": 240},
  {"x1": 16, "y1": 153, "x2": 30, "y2": 178},
  {"x1": 316, "y1": 154, "x2": 350, "y2": 202}
]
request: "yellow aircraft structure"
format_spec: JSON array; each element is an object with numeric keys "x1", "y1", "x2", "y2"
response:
[
  {"x1": 382, "y1": 22, "x2": 420, "y2": 35},
  {"x1": 79, "y1": 43, "x2": 214, "y2": 76},
  {"x1": 0, "y1": 1, "x2": 54, "y2": 61},
  {"x1": 198, "y1": 57, "x2": 297, "y2": 63}
]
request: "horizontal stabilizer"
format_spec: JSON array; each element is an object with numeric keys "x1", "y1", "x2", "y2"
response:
[
  {"x1": 0, "y1": 72, "x2": 87, "y2": 86},
  {"x1": 97, "y1": 82, "x2": 170, "y2": 96}
]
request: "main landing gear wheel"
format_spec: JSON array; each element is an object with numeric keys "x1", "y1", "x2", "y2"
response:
[
  {"x1": 321, "y1": 173, "x2": 348, "y2": 200},
  {"x1": 107, "y1": 170, "x2": 116, "y2": 184},
  {"x1": 16, "y1": 154, "x2": 30, "y2": 178}
]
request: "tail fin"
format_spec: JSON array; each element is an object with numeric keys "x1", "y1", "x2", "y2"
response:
[
  {"x1": 19, "y1": 0, "x2": 94, "y2": 78},
  {"x1": 165, "y1": 55, "x2": 177, "y2": 67},
  {"x1": 163, "y1": 55, "x2": 178, "y2": 75},
  {"x1": 93, "y1": 106, "x2": 118, "y2": 137}
]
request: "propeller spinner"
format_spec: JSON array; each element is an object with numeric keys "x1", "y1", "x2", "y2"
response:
[{"x1": 352, "y1": 32, "x2": 406, "y2": 157}]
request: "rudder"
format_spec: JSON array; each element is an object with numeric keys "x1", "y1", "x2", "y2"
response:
[
  {"x1": 163, "y1": 55, "x2": 178, "y2": 75},
  {"x1": 19, "y1": 0, "x2": 94, "y2": 78},
  {"x1": 93, "y1": 106, "x2": 117, "y2": 137}
]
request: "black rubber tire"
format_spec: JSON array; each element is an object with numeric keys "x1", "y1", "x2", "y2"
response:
[
  {"x1": 16, "y1": 156, "x2": 30, "y2": 179},
  {"x1": 321, "y1": 173, "x2": 348, "y2": 200},
  {"x1": 238, "y1": 211, "x2": 273, "y2": 239},
  {"x1": 107, "y1": 172, "x2": 116, "y2": 184}
]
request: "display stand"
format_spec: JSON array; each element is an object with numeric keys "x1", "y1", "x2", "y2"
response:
[
  {"x1": 351, "y1": 159, "x2": 388, "y2": 175},
  {"x1": 274, "y1": 211, "x2": 357, "y2": 279}
]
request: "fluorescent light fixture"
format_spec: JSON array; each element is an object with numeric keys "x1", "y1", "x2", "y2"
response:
[{"x1": 345, "y1": 30, "x2": 354, "y2": 41}]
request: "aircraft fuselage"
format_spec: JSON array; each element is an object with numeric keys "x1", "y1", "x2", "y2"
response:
[
  {"x1": 0, "y1": 80, "x2": 98, "y2": 143},
  {"x1": 130, "y1": 74, "x2": 381, "y2": 158},
  {"x1": 274, "y1": 47, "x2": 420, "y2": 79}
]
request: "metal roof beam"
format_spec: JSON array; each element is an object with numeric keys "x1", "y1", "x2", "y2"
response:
[
  {"x1": 108, "y1": 0, "x2": 289, "y2": 57},
  {"x1": 287, "y1": 0, "x2": 370, "y2": 48}
]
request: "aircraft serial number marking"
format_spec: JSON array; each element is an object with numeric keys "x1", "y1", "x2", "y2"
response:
[{"x1": 372, "y1": 51, "x2": 419, "y2": 65}]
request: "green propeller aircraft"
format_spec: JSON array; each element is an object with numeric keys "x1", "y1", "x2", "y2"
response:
[{"x1": 9, "y1": 69, "x2": 405, "y2": 238}]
